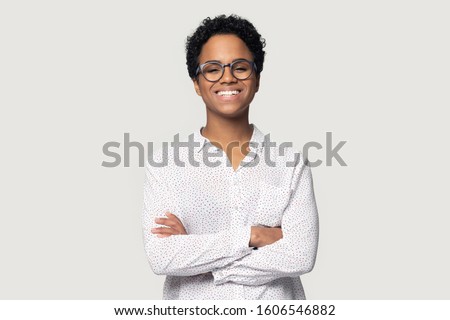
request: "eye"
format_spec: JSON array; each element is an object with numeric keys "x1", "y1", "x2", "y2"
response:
[
  {"x1": 206, "y1": 68, "x2": 220, "y2": 74},
  {"x1": 234, "y1": 67, "x2": 248, "y2": 73},
  {"x1": 203, "y1": 64, "x2": 222, "y2": 74},
  {"x1": 232, "y1": 62, "x2": 251, "y2": 73}
]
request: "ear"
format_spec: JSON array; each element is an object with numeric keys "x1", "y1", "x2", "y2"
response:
[{"x1": 193, "y1": 78, "x2": 202, "y2": 96}]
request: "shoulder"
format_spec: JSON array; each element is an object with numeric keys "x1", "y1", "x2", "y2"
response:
[
  {"x1": 260, "y1": 134, "x2": 306, "y2": 170},
  {"x1": 145, "y1": 131, "x2": 199, "y2": 175}
]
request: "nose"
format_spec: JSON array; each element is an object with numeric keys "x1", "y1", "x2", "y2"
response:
[{"x1": 220, "y1": 65, "x2": 237, "y2": 83}]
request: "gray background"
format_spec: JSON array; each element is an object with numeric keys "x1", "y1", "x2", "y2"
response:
[{"x1": 1, "y1": 0, "x2": 449, "y2": 299}]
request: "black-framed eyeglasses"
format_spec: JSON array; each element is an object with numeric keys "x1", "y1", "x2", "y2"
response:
[{"x1": 195, "y1": 59, "x2": 257, "y2": 82}]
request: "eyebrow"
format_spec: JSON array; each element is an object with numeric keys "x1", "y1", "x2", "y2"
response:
[{"x1": 202, "y1": 58, "x2": 249, "y2": 64}]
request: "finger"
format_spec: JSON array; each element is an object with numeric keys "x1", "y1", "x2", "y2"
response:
[
  {"x1": 155, "y1": 218, "x2": 183, "y2": 232},
  {"x1": 157, "y1": 212, "x2": 179, "y2": 223},
  {"x1": 155, "y1": 217, "x2": 179, "y2": 228},
  {"x1": 151, "y1": 227, "x2": 171, "y2": 234},
  {"x1": 157, "y1": 234, "x2": 172, "y2": 238},
  {"x1": 151, "y1": 227, "x2": 180, "y2": 236},
  {"x1": 156, "y1": 214, "x2": 184, "y2": 229},
  {"x1": 165, "y1": 212, "x2": 182, "y2": 222},
  {"x1": 164, "y1": 213, "x2": 187, "y2": 234}
]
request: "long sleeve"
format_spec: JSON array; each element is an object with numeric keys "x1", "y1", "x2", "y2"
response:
[
  {"x1": 142, "y1": 162, "x2": 253, "y2": 277},
  {"x1": 212, "y1": 159, "x2": 319, "y2": 286}
]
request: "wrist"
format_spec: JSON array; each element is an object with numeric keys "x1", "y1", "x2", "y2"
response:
[{"x1": 250, "y1": 226, "x2": 261, "y2": 247}]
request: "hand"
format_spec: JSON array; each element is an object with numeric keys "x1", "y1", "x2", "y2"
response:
[
  {"x1": 249, "y1": 226, "x2": 283, "y2": 248},
  {"x1": 151, "y1": 212, "x2": 187, "y2": 238}
]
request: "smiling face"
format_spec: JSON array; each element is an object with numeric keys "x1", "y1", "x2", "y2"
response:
[{"x1": 193, "y1": 34, "x2": 260, "y2": 119}]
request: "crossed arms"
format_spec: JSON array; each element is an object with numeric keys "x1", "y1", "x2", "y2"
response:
[{"x1": 142, "y1": 160, "x2": 319, "y2": 286}]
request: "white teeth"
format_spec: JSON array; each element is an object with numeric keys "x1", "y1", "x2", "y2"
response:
[{"x1": 217, "y1": 90, "x2": 240, "y2": 96}]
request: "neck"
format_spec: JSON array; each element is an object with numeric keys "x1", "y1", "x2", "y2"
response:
[{"x1": 202, "y1": 113, "x2": 253, "y2": 148}]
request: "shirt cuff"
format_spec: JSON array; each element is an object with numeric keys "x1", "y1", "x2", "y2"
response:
[{"x1": 233, "y1": 224, "x2": 253, "y2": 255}]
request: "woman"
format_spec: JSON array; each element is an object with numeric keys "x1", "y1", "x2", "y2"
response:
[{"x1": 142, "y1": 14, "x2": 319, "y2": 299}]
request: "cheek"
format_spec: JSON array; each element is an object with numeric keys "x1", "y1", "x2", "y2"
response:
[
  {"x1": 199, "y1": 82, "x2": 216, "y2": 95},
  {"x1": 245, "y1": 83, "x2": 258, "y2": 97}
]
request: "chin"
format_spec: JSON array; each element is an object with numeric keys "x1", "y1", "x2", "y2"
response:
[{"x1": 210, "y1": 104, "x2": 249, "y2": 118}]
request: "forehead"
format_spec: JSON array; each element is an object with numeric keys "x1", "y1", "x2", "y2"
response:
[{"x1": 199, "y1": 34, "x2": 253, "y2": 63}]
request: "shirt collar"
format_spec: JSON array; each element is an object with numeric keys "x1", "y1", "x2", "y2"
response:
[{"x1": 193, "y1": 123, "x2": 265, "y2": 153}]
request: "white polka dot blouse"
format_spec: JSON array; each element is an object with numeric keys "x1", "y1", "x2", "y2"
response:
[{"x1": 142, "y1": 124, "x2": 319, "y2": 299}]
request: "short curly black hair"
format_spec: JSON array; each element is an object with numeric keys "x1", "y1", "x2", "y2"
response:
[{"x1": 186, "y1": 14, "x2": 266, "y2": 79}]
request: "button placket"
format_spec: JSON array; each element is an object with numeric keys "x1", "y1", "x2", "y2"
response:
[{"x1": 230, "y1": 173, "x2": 243, "y2": 219}]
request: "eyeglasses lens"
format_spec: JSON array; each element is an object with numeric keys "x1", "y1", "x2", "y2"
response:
[{"x1": 201, "y1": 61, "x2": 253, "y2": 82}]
